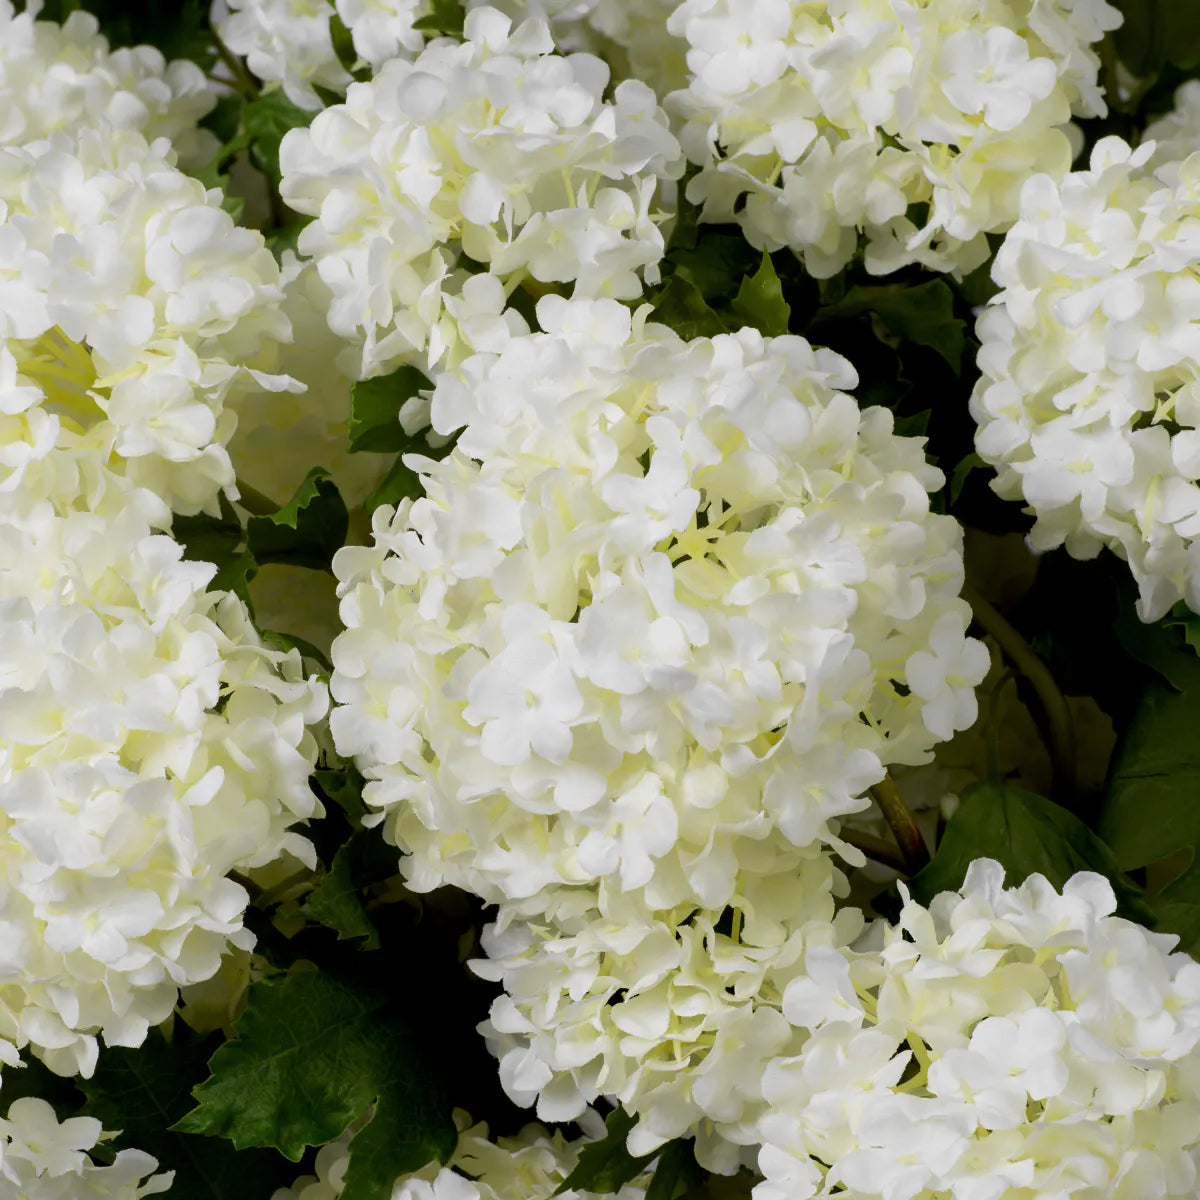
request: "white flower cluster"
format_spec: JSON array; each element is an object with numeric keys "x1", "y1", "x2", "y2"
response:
[
  {"x1": 330, "y1": 295, "x2": 987, "y2": 1153},
  {"x1": 271, "y1": 1110, "x2": 653, "y2": 1200},
  {"x1": 0, "y1": 0, "x2": 216, "y2": 167},
  {"x1": 666, "y1": 0, "x2": 1121, "y2": 277},
  {"x1": 0, "y1": 125, "x2": 296, "y2": 516},
  {"x1": 217, "y1": 0, "x2": 430, "y2": 111},
  {"x1": 464, "y1": 0, "x2": 689, "y2": 98},
  {"x1": 756, "y1": 860, "x2": 1200, "y2": 1200},
  {"x1": 0, "y1": 482, "x2": 325, "y2": 1077},
  {"x1": 971, "y1": 134, "x2": 1200, "y2": 619},
  {"x1": 0, "y1": 1096, "x2": 171, "y2": 1198},
  {"x1": 1143, "y1": 81, "x2": 1200, "y2": 170},
  {"x1": 279, "y1": 7, "x2": 683, "y2": 377}
]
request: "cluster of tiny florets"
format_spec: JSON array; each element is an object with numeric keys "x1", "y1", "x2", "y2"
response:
[
  {"x1": 279, "y1": 7, "x2": 683, "y2": 377},
  {"x1": 665, "y1": 0, "x2": 1122, "y2": 278},
  {"x1": 972, "y1": 133, "x2": 1200, "y2": 619}
]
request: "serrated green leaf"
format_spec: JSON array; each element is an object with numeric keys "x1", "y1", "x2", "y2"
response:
[
  {"x1": 348, "y1": 366, "x2": 433, "y2": 453},
  {"x1": 173, "y1": 498, "x2": 257, "y2": 604},
  {"x1": 246, "y1": 468, "x2": 349, "y2": 572},
  {"x1": 312, "y1": 765, "x2": 369, "y2": 822},
  {"x1": 649, "y1": 276, "x2": 729, "y2": 340},
  {"x1": 814, "y1": 280, "x2": 966, "y2": 374},
  {"x1": 243, "y1": 90, "x2": 312, "y2": 184},
  {"x1": 82, "y1": 1025, "x2": 293, "y2": 1200},
  {"x1": 174, "y1": 967, "x2": 457, "y2": 1199},
  {"x1": 554, "y1": 1108, "x2": 656, "y2": 1196},
  {"x1": 298, "y1": 831, "x2": 394, "y2": 949},
  {"x1": 667, "y1": 230, "x2": 761, "y2": 307},
  {"x1": 730, "y1": 251, "x2": 790, "y2": 337},
  {"x1": 893, "y1": 410, "x2": 931, "y2": 439},
  {"x1": 910, "y1": 783, "x2": 1152, "y2": 923}
]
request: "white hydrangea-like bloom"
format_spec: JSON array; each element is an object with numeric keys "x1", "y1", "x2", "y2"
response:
[
  {"x1": 971, "y1": 135, "x2": 1200, "y2": 619},
  {"x1": 279, "y1": 7, "x2": 683, "y2": 377},
  {"x1": 331, "y1": 295, "x2": 986, "y2": 919},
  {"x1": 0, "y1": 476, "x2": 326, "y2": 1077},
  {"x1": 0, "y1": 0, "x2": 216, "y2": 168},
  {"x1": 218, "y1": 0, "x2": 435, "y2": 111},
  {"x1": 0, "y1": 1096, "x2": 171, "y2": 1198},
  {"x1": 666, "y1": 0, "x2": 1121, "y2": 278},
  {"x1": 0, "y1": 125, "x2": 297, "y2": 517},
  {"x1": 474, "y1": 864, "x2": 865, "y2": 1166},
  {"x1": 271, "y1": 1110, "x2": 653, "y2": 1200},
  {"x1": 756, "y1": 860, "x2": 1200, "y2": 1200},
  {"x1": 465, "y1": 0, "x2": 689, "y2": 98},
  {"x1": 1143, "y1": 80, "x2": 1200, "y2": 170}
]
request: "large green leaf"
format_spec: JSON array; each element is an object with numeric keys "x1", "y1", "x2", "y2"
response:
[
  {"x1": 82, "y1": 1025, "x2": 293, "y2": 1200},
  {"x1": 910, "y1": 783, "x2": 1151, "y2": 922},
  {"x1": 243, "y1": 90, "x2": 313, "y2": 184},
  {"x1": 246, "y1": 468, "x2": 349, "y2": 572},
  {"x1": 174, "y1": 966, "x2": 457, "y2": 1200},
  {"x1": 649, "y1": 276, "x2": 729, "y2": 340},
  {"x1": 554, "y1": 1108, "x2": 656, "y2": 1196},
  {"x1": 298, "y1": 830, "x2": 396, "y2": 949}
]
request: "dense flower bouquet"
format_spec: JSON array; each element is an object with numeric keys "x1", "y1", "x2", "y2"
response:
[{"x1": 2, "y1": 0, "x2": 1200, "y2": 1197}]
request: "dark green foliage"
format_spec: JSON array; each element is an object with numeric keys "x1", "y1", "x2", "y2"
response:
[{"x1": 247, "y1": 468, "x2": 349, "y2": 572}]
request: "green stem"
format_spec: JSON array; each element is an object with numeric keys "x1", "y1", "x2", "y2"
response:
[
  {"x1": 843, "y1": 830, "x2": 909, "y2": 873},
  {"x1": 962, "y1": 584, "x2": 1076, "y2": 805},
  {"x1": 210, "y1": 26, "x2": 260, "y2": 100},
  {"x1": 869, "y1": 775, "x2": 930, "y2": 874}
]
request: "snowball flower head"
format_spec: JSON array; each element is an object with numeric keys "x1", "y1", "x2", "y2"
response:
[
  {"x1": 279, "y1": 7, "x2": 683, "y2": 377},
  {"x1": 0, "y1": 475, "x2": 326, "y2": 1077},
  {"x1": 0, "y1": 1096, "x2": 171, "y2": 1197},
  {"x1": 330, "y1": 294, "x2": 985, "y2": 922},
  {"x1": 0, "y1": 125, "x2": 297, "y2": 517},
  {"x1": 972, "y1": 135, "x2": 1200, "y2": 619},
  {"x1": 665, "y1": 0, "x2": 1121, "y2": 277},
  {"x1": 756, "y1": 859, "x2": 1200, "y2": 1200},
  {"x1": 0, "y1": 0, "x2": 216, "y2": 167},
  {"x1": 218, "y1": 0, "x2": 433, "y2": 111}
]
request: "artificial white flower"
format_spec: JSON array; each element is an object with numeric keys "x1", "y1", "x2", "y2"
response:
[
  {"x1": 1143, "y1": 79, "x2": 1200, "y2": 171},
  {"x1": 0, "y1": 1096, "x2": 172, "y2": 1198},
  {"x1": 666, "y1": 0, "x2": 1121, "y2": 278},
  {"x1": 0, "y1": 0, "x2": 216, "y2": 168},
  {"x1": 0, "y1": 475, "x2": 326, "y2": 1077},
  {"x1": 971, "y1": 134, "x2": 1200, "y2": 619},
  {"x1": 0, "y1": 125, "x2": 297, "y2": 517},
  {"x1": 756, "y1": 860, "x2": 1200, "y2": 1200},
  {"x1": 279, "y1": 7, "x2": 683, "y2": 377},
  {"x1": 331, "y1": 296, "x2": 984, "y2": 919},
  {"x1": 218, "y1": 0, "x2": 431, "y2": 111}
]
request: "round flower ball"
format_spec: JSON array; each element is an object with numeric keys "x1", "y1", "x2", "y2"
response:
[
  {"x1": 971, "y1": 135, "x2": 1200, "y2": 619},
  {"x1": 330, "y1": 295, "x2": 988, "y2": 922},
  {"x1": 757, "y1": 860, "x2": 1200, "y2": 1200},
  {"x1": 665, "y1": 0, "x2": 1120, "y2": 278},
  {"x1": 278, "y1": 6, "x2": 683, "y2": 379}
]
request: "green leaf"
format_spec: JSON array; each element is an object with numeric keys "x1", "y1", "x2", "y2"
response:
[
  {"x1": 667, "y1": 230, "x2": 761, "y2": 307},
  {"x1": 363, "y1": 455, "x2": 424, "y2": 514},
  {"x1": 1114, "y1": 604, "x2": 1200, "y2": 692},
  {"x1": 645, "y1": 1140, "x2": 703, "y2": 1200},
  {"x1": 348, "y1": 366, "x2": 433, "y2": 453},
  {"x1": 814, "y1": 280, "x2": 966, "y2": 374},
  {"x1": 649, "y1": 276, "x2": 729, "y2": 340},
  {"x1": 910, "y1": 783, "x2": 1152, "y2": 922},
  {"x1": 893, "y1": 410, "x2": 931, "y2": 439},
  {"x1": 554, "y1": 1108, "x2": 656, "y2": 1196},
  {"x1": 246, "y1": 468, "x2": 349, "y2": 572},
  {"x1": 312, "y1": 765, "x2": 369, "y2": 822},
  {"x1": 1163, "y1": 4, "x2": 1200, "y2": 69},
  {"x1": 298, "y1": 831, "x2": 394, "y2": 949},
  {"x1": 411, "y1": 0, "x2": 465, "y2": 37},
  {"x1": 174, "y1": 967, "x2": 457, "y2": 1200},
  {"x1": 260, "y1": 629, "x2": 333, "y2": 674},
  {"x1": 32, "y1": 0, "x2": 215, "y2": 64},
  {"x1": 1099, "y1": 655, "x2": 1200, "y2": 872},
  {"x1": 949, "y1": 452, "x2": 986, "y2": 506},
  {"x1": 729, "y1": 251, "x2": 790, "y2": 337},
  {"x1": 82, "y1": 1025, "x2": 293, "y2": 1200},
  {"x1": 173, "y1": 498, "x2": 257, "y2": 605},
  {"x1": 243, "y1": 90, "x2": 313, "y2": 184}
]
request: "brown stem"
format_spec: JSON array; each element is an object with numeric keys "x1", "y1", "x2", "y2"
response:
[
  {"x1": 843, "y1": 831, "x2": 909, "y2": 873},
  {"x1": 870, "y1": 775, "x2": 930, "y2": 874}
]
